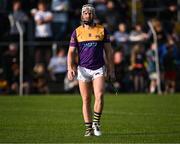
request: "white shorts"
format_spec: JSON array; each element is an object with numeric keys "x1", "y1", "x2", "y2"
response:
[
  {"x1": 77, "y1": 66, "x2": 106, "y2": 82},
  {"x1": 149, "y1": 72, "x2": 158, "y2": 80}
]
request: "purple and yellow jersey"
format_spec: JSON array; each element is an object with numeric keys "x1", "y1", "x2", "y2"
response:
[{"x1": 69, "y1": 24, "x2": 110, "y2": 70}]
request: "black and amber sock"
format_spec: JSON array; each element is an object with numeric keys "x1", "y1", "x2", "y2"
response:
[
  {"x1": 93, "y1": 112, "x2": 102, "y2": 123},
  {"x1": 85, "y1": 122, "x2": 92, "y2": 131}
]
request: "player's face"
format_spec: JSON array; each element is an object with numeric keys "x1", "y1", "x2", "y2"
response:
[
  {"x1": 82, "y1": 10, "x2": 93, "y2": 22},
  {"x1": 38, "y1": 3, "x2": 46, "y2": 11}
]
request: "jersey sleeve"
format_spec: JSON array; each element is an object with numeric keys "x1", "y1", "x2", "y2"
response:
[
  {"x1": 103, "y1": 28, "x2": 110, "y2": 43},
  {"x1": 34, "y1": 13, "x2": 41, "y2": 21},
  {"x1": 69, "y1": 30, "x2": 78, "y2": 48}
]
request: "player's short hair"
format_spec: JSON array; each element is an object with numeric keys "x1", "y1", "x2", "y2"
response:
[{"x1": 81, "y1": 4, "x2": 95, "y2": 16}]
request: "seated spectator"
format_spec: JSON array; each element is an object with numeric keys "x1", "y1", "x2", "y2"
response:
[
  {"x1": 111, "y1": 23, "x2": 129, "y2": 55},
  {"x1": 48, "y1": 48, "x2": 67, "y2": 84},
  {"x1": 129, "y1": 23, "x2": 148, "y2": 42},
  {"x1": 7, "y1": 63, "x2": 30, "y2": 95},
  {"x1": 112, "y1": 23, "x2": 129, "y2": 45},
  {"x1": 32, "y1": 63, "x2": 49, "y2": 94}
]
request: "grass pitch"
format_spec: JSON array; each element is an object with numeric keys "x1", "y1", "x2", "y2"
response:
[{"x1": 0, "y1": 94, "x2": 180, "y2": 143}]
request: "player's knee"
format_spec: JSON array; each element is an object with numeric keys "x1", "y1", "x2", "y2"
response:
[
  {"x1": 83, "y1": 97, "x2": 91, "y2": 105},
  {"x1": 95, "y1": 93, "x2": 104, "y2": 103}
]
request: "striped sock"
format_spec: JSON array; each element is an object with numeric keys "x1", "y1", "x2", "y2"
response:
[
  {"x1": 85, "y1": 122, "x2": 92, "y2": 131},
  {"x1": 93, "y1": 112, "x2": 102, "y2": 124}
]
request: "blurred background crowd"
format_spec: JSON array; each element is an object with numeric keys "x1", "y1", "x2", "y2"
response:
[{"x1": 0, "y1": 0, "x2": 180, "y2": 95}]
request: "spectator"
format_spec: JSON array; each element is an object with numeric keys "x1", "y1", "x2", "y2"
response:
[
  {"x1": 129, "y1": 44, "x2": 146, "y2": 92},
  {"x1": 92, "y1": 0, "x2": 107, "y2": 23},
  {"x1": 163, "y1": 40, "x2": 178, "y2": 94},
  {"x1": 2, "y1": 43, "x2": 19, "y2": 86},
  {"x1": 32, "y1": 1, "x2": 53, "y2": 39},
  {"x1": 149, "y1": 19, "x2": 168, "y2": 70},
  {"x1": 51, "y1": 0, "x2": 69, "y2": 41},
  {"x1": 112, "y1": 23, "x2": 129, "y2": 45},
  {"x1": 161, "y1": 0, "x2": 177, "y2": 22},
  {"x1": 9, "y1": 64, "x2": 30, "y2": 94},
  {"x1": 8, "y1": 0, "x2": 28, "y2": 42},
  {"x1": 146, "y1": 43, "x2": 158, "y2": 93},
  {"x1": 32, "y1": 63, "x2": 49, "y2": 94},
  {"x1": 31, "y1": 1, "x2": 53, "y2": 65},
  {"x1": 129, "y1": 23, "x2": 148, "y2": 42},
  {"x1": 69, "y1": 0, "x2": 85, "y2": 31},
  {"x1": 9, "y1": 63, "x2": 19, "y2": 94},
  {"x1": 151, "y1": 19, "x2": 167, "y2": 46},
  {"x1": 111, "y1": 23, "x2": 129, "y2": 55},
  {"x1": 48, "y1": 48, "x2": 67, "y2": 84},
  {"x1": 111, "y1": 50, "x2": 127, "y2": 92},
  {"x1": 104, "y1": 0, "x2": 120, "y2": 33},
  {"x1": 1, "y1": 43, "x2": 30, "y2": 94}
]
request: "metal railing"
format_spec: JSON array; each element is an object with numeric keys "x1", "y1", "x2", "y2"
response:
[
  {"x1": 148, "y1": 21, "x2": 162, "y2": 95},
  {"x1": 16, "y1": 21, "x2": 24, "y2": 96}
]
